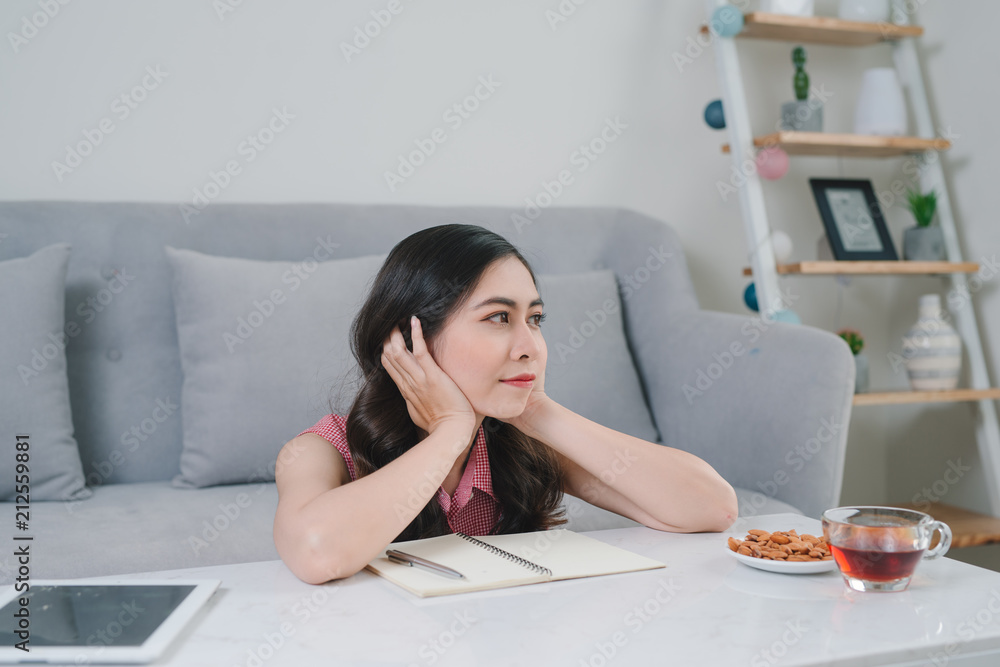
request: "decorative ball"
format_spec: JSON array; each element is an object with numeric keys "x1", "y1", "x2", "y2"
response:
[
  {"x1": 756, "y1": 146, "x2": 790, "y2": 180},
  {"x1": 743, "y1": 283, "x2": 759, "y2": 312},
  {"x1": 771, "y1": 230, "x2": 793, "y2": 263},
  {"x1": 704, "y1": 99, "x2": 725, "y2": 130},
  {"x1": 710, "y1": 6, "x2": 745, "y2": 37},
  {"x1": 772, "y1": 309, "x2": 802, "y2": 325}
]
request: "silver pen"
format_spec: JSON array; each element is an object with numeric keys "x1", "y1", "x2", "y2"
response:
[{"x1": 385, "y1": 549, "x2": 465, "y2": 579}]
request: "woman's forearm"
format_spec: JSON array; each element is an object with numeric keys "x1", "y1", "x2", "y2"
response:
[
  {"x1": 520, "y1": 400, "x2": 737, "y2": 532},
  {"x1": 288, "y1": 421, "x2": 474, "y2": 583}
]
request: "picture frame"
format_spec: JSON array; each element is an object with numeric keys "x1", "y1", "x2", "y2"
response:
[{"x1": 809, "y1": 178, "x2": 898, "y2": 261}]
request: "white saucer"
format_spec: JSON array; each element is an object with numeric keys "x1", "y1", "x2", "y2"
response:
[{"x1": 728, "y1": 549, "x2": 837, "y2": 574}]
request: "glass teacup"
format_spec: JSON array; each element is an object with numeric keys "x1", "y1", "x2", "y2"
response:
[{"x1": 821, "y1": 506, "x2": 952, "y2": 592}]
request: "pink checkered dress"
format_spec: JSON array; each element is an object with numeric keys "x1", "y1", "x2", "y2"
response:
[{"x1": 297, "y1": 414, "x2": 501, "y2": 536}]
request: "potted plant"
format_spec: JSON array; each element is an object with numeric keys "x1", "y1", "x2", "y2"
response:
[
  {"x1": 837, "y1": 328, "x2": 869, "y2": 393},
  {"x1": 902, "y1": 188, "x2": 945, "y2": 261}
]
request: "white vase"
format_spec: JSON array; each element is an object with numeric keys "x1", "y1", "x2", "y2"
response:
[
  {"x1": 838, "y1": 0, "x2": 891, "y2": 22},
  {"x1": 762, "y1": 0, "x2": 815, "y2": 16},
  {"x1": 854, "y1": 67, "x2": 907, "y2": 136},
  {"x1": 902, "y1": 294, "x2": 962, "y2": 391}
]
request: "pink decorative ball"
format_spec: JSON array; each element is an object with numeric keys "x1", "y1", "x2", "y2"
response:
[{"x1": 756, "y1": 147, "x2": 789, "y2": 180}]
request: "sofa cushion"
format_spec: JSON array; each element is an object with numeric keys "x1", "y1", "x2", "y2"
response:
[
  {"x1": 166, "y1": 247, "x2": 389, "y2": 488},
  {"x1": 0, "y1": 244, "x2": 90, "y2": 502},
  {"x1": 168, "y1": 244, "x2": 661, "y2": 489},
  {"x1": 535, "y1": 271, "x2": 659, "y2": 442}
]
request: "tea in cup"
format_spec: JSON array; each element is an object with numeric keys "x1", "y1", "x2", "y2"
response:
[{"x1": 821, "y1": 506, "x2": 952, "y2": 592}]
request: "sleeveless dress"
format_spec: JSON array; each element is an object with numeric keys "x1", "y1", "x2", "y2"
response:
[{"x1": 297, "y1": 414, "x2": 501, "y2": 535}]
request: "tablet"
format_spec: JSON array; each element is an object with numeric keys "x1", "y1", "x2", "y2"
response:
[{"x1": 0, "y1": 579, "x2": 219, "y2": 664}]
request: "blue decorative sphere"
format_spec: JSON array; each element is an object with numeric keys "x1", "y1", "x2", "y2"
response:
[
  {"x1": 710, "y1": 5, "x2": 744, "y2": 38},
  {"x1": 743, "y1": 283, "x2": 758, "y2": 312},
  {"x1": 772, "y1": 309, "x2": 802, "y2": 325},
  {"x1": 704, "y1": 99, "x2": 725, "y2": 130}
]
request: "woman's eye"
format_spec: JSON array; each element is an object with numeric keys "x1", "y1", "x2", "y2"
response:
[{"x1": 485, "y1": 312, "x2": 546, "y2": 326}]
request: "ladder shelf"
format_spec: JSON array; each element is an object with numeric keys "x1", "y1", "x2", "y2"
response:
[{"x1": 705, "y1": 0, "x2": 1000, "y2": 528}]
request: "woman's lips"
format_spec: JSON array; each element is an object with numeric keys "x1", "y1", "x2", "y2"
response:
[
  {"x1": 500, "y1": 374, "x2": 535, "y2": 388},
  {"x1": 500, "y1": 379, "x2": 533, "y2": 388}
]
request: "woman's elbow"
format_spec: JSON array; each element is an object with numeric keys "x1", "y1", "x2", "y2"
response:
[
  {"x1": 276, "y1": 522, "x2": 362, "y2": 585},
  {"x1": 710, "y1": 482, "x2": 739, "y2": 532}
]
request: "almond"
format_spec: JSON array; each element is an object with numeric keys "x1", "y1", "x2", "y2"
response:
[
  {"x1": 770, "y1": 534, "x2": 791, "y2": 545},
  {"x1": 728, "y1": 537, "x2": 742, "y2": 552},
  {"x1": 738, "y1": 545, "x2": 752, "y2": 556}
]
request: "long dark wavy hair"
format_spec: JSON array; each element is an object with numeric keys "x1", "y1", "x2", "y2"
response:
[{"x1": 344, "y1": 224, "x2": 566, "y2": 542}]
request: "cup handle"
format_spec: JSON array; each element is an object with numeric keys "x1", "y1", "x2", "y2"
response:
[{"x1": 923, "y1": 521, "x2": 952, "y2": 560}]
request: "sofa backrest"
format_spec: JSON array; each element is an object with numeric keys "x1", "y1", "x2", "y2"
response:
[{"x1": 0, "y1": 202, "x2": 698, "y2": 485}]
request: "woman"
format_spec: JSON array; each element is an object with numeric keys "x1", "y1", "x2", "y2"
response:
[{"x1": 273, "y1": 224, "x2": 737, "y2": 585}]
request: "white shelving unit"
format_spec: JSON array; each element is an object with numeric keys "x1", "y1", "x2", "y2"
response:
[{"x1": 703, "y1": 0, "x2": 1000, "y2": 542}]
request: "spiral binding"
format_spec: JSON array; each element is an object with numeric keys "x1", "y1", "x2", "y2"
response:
[{"x1": 456, "y1": 532, "x2": 552, "y2": 577}]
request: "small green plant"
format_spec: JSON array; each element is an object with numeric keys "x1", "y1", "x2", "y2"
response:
[
  {"x1": 906, "y1": 188, "x2": 938, "y2": 228},
  {"x1": 837, "y1": 328, "x2": 864, "y2": 355}
]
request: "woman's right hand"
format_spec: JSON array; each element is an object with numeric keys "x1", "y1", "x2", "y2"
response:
[{"x1": 381, "y1": 316, "x2": 477, "y2": 436}]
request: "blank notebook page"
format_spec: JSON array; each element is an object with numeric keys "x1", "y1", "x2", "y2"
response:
[{"x1": 367, "y1": 529, "x2": 665, "y2": 597}]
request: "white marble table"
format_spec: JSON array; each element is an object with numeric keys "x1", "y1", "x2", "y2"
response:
[{"x1": 86, "y1": 513, "x2": 1000, "y2": 666}]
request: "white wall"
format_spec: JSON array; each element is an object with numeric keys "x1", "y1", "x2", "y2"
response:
[{"x1": 3, "y1": 1, "x2": 998, "y2": 520}]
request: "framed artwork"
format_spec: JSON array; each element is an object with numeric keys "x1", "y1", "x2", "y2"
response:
[{"x1": 809, "y1": 178, "x2": 898, "y2": 261}]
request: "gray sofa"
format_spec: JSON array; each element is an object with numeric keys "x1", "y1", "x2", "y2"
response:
[{"x1": 0, "y1": 202, "x2": 855, "y2": 584}]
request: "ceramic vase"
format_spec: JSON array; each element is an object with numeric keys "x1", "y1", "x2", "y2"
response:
[
  {"x1": 902, "y1": 294, "x2": 962, "y2": 391},
  {"x1": 854, "y1": 353, "x2": 870, "y2": 393},
  {"x1": 838, "y1": 0, "x2": 891, "y2": 22},
  {"x1": 854, "y1": 68, "x2": 907, "y2": 136}
]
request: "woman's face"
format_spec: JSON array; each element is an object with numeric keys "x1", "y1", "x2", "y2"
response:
[{"x1": 429, "y1": 256, "x2": 547, "y2": 421}]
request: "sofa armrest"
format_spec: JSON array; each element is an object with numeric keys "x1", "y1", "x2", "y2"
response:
[{"x1": 635, "y1": 309, "x2": 855, "y2": 519}]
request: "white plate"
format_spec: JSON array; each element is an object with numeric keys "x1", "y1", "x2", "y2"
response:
[{"x1": 728, "y1": 548, "x2": 837, "y2": 574}]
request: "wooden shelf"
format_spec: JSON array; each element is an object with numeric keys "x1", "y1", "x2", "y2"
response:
[
  {"x1": 895, "y1": 502, "x2": 1000, "y2": 549},
  {"x1": 722, "y1": 132, "x2": 951, "y2": 157},
  {"x1": 853, "y1": 389, "x2": 1000, "y2": 406},
  {"x1": 700, "y1": 12, "x2": 923, "y2": 46},
  {"x1": 743, "y1": 261, "x2": 980, "y2": 276}
]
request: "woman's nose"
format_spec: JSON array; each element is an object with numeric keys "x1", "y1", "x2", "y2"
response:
[{"x1": 510, "y1": 320, "x2": 541, "y2": 359}]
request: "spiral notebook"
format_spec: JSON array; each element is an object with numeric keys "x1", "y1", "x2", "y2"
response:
[{"x1": 365, "y1": 529, "x2": 666, "y2": 597}]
